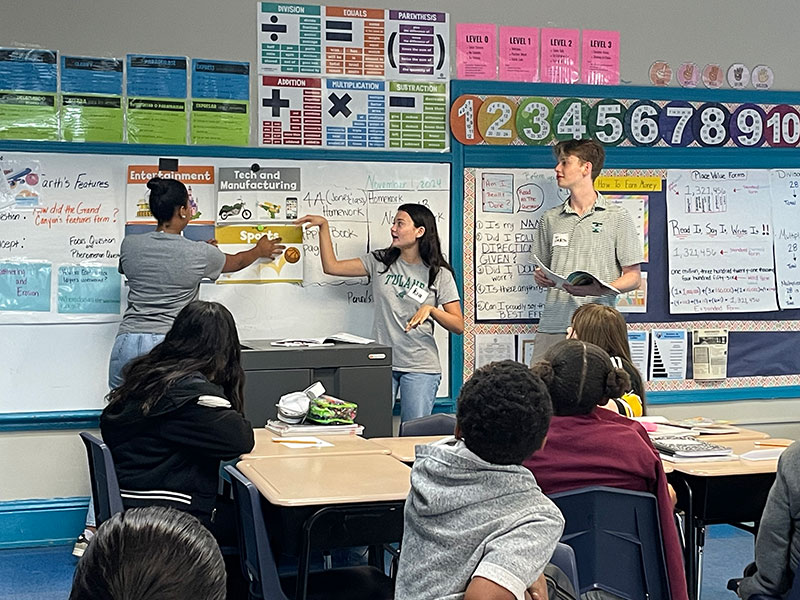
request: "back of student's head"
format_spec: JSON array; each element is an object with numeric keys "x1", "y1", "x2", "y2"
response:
[
  {"x1": 554, "y1": 139, "x2": 605, "y2": 180},
  {"x1": 147, "y1": 177, "x2": 188, "y2": 223},
  {"x1": 570, "y1": 303, "x2": 632, "y2": 362},
  {"x1": 532, "y1": 340, "x2": 630, "y2": 416},
  {"x1": 107, "y1": 300, "x2": 244, "y2": 413},
  {"x1": 456, "y1": 360, "x2": 552, "y2": 465},
  {"x1": 69, "y1": 506, "x2": 226, "y2": 600}
]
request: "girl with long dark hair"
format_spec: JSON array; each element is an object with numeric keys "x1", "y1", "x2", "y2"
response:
[{"x1": 296, "y1": 204, "x2": 463, "y2": 422}]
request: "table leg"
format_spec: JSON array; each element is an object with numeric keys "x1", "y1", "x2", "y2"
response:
[
  {"x1": 679, "y1": 478, "x2": 698, "y2": 600},
  {"x1": 696, "y1": 525, "x2": 705, "y2": 600}
]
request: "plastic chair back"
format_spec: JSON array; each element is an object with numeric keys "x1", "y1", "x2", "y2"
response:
[
  {"x1": 550, "y1": 485, "x2": 670, "y2": 600},
  {"x1": 224, "y1": 464, "x2": 289, "y2": 600},
  {"x1": 79, "y1": 432, "x2": 124, "y2": 526},
  {"x1": 398, "y1": 413, "x2": 456, "y2": 437},
  {"x1": 550, "y1": 542, "x2": 580, "y2": 594}
]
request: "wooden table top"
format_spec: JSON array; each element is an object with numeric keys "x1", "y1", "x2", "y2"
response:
[
  {"x1": 665, "y1": 439, "x2": 794, "y2": 476},
  {"x1": 242, "y1": 430, "x2": 390, "y2": 459},
  {"x1": 694, "y1": 427, "x2": 770, "y2": 443},
  {"x1": 237, "y1": 453, "x2": 412, "y2": 507},
  {"x1": 369, "y1": 435, "x2": 451, "y2": 462}
]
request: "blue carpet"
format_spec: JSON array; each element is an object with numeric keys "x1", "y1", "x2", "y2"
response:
[{"x1": 0, "y1": 525, "x2": 757, "y2": 599}]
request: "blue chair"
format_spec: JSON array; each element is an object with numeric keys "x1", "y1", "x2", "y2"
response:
[
  {"x1": 224, "y1": 465, "x2": 395, "y2": 600},
  {"x1": 398, "y1": 413, "x2": 456, "y2": 437},
  {"x1": 550, "y1": 485, "x2": 671, "y2": 600},
  {"x1": 79, "y1": 432, "x2": 124, "y2": 526},
  {"x1": 550, "y1": 542, "x2": 580, "y2": 594}
]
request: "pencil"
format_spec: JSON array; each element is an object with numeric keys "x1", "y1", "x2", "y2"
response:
[
  {"x1": 272, "y1": 439, "x2": 321, "y2": 444},
  {"x1": 754, "y1": 441, "x2": 793, "y2": 448}
]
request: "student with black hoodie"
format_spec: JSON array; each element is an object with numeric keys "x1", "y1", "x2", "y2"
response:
[{"x1": 100, "y1": 300, "x2": 254, "y2": 529}]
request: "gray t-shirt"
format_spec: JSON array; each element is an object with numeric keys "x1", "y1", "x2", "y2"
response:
[
  {"x1": 359, "y1": 253, "x2": 460, "y2": 373},
  {"x1": 117, "y1": 231, "x2": 226, "y2": 335},
  {"x1": 533, "y1": 192, "x2": 642, "y2": 333}
]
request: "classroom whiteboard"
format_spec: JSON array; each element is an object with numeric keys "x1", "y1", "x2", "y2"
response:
[{"x1": 0, "y1": 151, "x2": 452, "y2": 412}]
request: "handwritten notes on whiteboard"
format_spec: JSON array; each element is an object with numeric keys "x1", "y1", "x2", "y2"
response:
[
  {"x1": 770, "y1": 169, "x2": 800, "y2": 309},
  {"x1": 474, "y1": 168, "x2": 565, "y2": 321},
  {"x1": 666, "y1": 169, "x2": 777, "y2": 313}
]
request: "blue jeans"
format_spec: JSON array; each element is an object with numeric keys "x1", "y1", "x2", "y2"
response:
[
  {"x1": 392, "y1": 371, "x2": 442, "y2": 423},
  {"x1": 108, "y1": 332, "x2": 165, "y2": 389},
  {"x1": 87, "y1": 333, "x2": 165, "y2": 528}
]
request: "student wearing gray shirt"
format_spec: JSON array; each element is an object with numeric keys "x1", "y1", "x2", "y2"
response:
[
  {"x1": 532, "y1": 140, "x2": 642, "y2": 363},
  {"x1": 296, "y1": 204, "x2": 463, "y2": 422}
]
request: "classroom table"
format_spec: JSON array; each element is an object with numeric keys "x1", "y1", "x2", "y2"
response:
[
  {"x1": 242, "y1": 430, "x2": 391, "y2": 459},
  {"x1": 369, "y1": 435, "x2": 451, "y2": 463},
  {"x1": 237, "y1": 455, "x2": 411, "y2": 600},
  {"x1": 694, "y1": 427, "x2": 770, "y2": 443},
  {"x1": 668, "y1": 438, "x2": 794, "y2": 600}
]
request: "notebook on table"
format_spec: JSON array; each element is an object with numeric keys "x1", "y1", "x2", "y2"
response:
[{"x1": 653, "y1": 434, "x2": 734, "y2": 459}]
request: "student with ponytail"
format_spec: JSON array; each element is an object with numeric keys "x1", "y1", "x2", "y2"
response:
[
  {"x1": 296, "y1": 204, "x2": 463, "y2": 422},
  {"x1": 524, "y1": 340, "x2": 688, "y2": 600}
]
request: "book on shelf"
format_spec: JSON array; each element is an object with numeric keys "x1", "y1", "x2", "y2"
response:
[
  {"x1": 265, "y1": 419, "x2": 364, "y2": 436},
  {"x1": 270, "y1": 332, "x2": 375, "y2": 347},
  {"x1": 652, "y1": 434, "x2": 733, "y2": 458},
  {"x1": 532, "y1": 255, "x2": 620, "y2": 295}
]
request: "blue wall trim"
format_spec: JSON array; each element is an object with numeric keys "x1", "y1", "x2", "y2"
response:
[
  {"x1": 648, "y1": 385, "x2": 800, "y2": 405},
  {"x1": 0, "y1": 411, "x2": 100, "y2": 432},
  {"x1": 0, "y1": 497, "x2": 89, "y2": 549}
]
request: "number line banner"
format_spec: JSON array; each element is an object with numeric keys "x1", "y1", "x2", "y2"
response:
[{"x1": 450, "y1": 93, "x2": 800, "y2": 148}]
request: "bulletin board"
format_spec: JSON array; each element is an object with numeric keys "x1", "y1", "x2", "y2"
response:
[
  {"x1": 0, "y1": 142, "x2": 456, "y2": 414},
  {"x1": 451, "y1": 80, "x2": 800, "y2": 404}
]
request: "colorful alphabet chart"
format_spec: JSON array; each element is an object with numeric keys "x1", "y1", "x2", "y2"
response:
[
  {"x1": 324, "y1": 6, "x2": 385, "y2": 77},
  {"x1": 387, "y1": 81, "x2": 447, "y2": 150},
  {"x1": 258, "y1": 2, "x2": 322, "y2": 75},
  {"x1": 385, "y1": 10, "x2": 449, "y2": 81},
  {"x1": 258, "y1": 76, "x2": 323, "y2": 146},
  {"x1": 323, "y1": 79, "x2": 386, "y2": 148}
]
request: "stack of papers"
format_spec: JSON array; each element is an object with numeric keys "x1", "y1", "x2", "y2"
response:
[
  {"x1": 271, "y1": 332, "x2": 375, "y2": 347},
  {"x1": 654, "y1": 434, "x2": 734, "y2": 462},
  {"x1": 265, "y1": 420, "x2": 364, "y2": 436}
]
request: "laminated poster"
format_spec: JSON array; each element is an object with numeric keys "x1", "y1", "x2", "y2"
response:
[
  {"x1": 258, "y1": 76, "x2": 322, "y2": 147},
  {"x1": 540, "y1": 29, "x2": 579, "y2": 84},
  {"x1": 190, "y1": 59, "x2": 250, "y2": 146},
  {"x1": 385, "y1": 10, "x2": 449, "y2": 81},
  {"x1": 649, "y1": 329, "x2": 687, "y2": 381},
  {"x1": 580, "y1": 30, "x2": 619, "y2": 85},
  {"x1": 456, "y1": 24, "x2": 496, "y2": 80},
  {"x1": 0, "y1": 48, "x2": 59, "y2": 141},
  {"x1": 258, "y1": 2, "x2": 323, "y2": 75},
  {"x1": 60, "y1": 56, "x2": 123, "y2": 143},
  {"x1": 126, "y1": 54, "x2": 188, "y2": 144},
  {"x1": 215, "y1": 223, "x2": 304, "y2": 284},
  {"x1": 499, "y1": 26, "x2": 539, "y2": 82},
  {"x1": 323, "y1": 6, "x2": 386, "y2": 78}
]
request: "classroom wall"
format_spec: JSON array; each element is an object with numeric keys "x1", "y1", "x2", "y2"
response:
[{"x1": 3, "y1": 0, "x2": 800, "y2": 518}]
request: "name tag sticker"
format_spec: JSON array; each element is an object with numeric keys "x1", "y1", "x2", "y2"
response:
[
  {"x1": 553, "y1": 233, "x2": 569, "y2": 247},
  {"x1": 407, "y1": 285, "x2": 428, "y2": 303}
]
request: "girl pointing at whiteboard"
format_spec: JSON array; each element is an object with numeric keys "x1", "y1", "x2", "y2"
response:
[{"x1": 296, "y1": 204, "x2": 463, "y2": 422}]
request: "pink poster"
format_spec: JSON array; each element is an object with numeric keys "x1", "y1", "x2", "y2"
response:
[
  {"x1": 499, "y1": 26, "x2": 539, "y2": 82},
  {"x1": 581, "y1": 29, "x2": 620, "y2": 85},
  {"x1": 540, "y1": 28, "x2": 579, "y2": 83},
  {"x1": 456, "y1": 23, "x2": 497, "y2": 80}
]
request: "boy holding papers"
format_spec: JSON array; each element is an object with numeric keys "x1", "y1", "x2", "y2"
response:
[{"x1": 395, "y1": 360, "x2": 564, "y2": 600}]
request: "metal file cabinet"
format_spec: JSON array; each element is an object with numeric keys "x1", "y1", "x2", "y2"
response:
[{"x1": 240, "y1": 340, "x2": 393, "y2": 437}]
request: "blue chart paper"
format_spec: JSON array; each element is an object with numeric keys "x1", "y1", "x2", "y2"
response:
[
  {"x1": 126, "y1": 54, "x2": 188, "y2": 98},
  {"x1": 323, "y1": 79, "x2": 386, "y2": 148},
  {"x1": 192, "y1": 59, "x2": 249, "y2": 100},
  {"x1": 57, "y1": 266, "x2": 121, "y2": 314},
  {"x1": 0, "y1": 48, "x2": 58, "y2": 92},
  {"x1": 61, "y1": 56, "x2": 123, "y2": 95},
  {"x1": 0, "y1": 262, "x2": 51, "y2": 312}
]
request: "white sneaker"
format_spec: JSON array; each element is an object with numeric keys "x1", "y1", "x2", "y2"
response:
[{"x1": 72, "y1": 531, "x2": 93, "y2": 558}]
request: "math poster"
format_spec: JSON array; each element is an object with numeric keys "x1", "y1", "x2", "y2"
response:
[
  {"x1": 323, "y1": 6, "x2": 385, "y2": 77},
  {"x1": 258, "y1": 76, "x2": 323, "y2": 146},
  {"x1": 385, "y1": 10, "x2": 449, "y2": 81},
  {"x1": 0, "y1": 152, "x2": 123, "y2": 323},
  {"x1": 770, "y1": 169, "x2": 800, "y2": 309},
  {"x1": 323, "y1": 79, "x2": 386, "y2": 148},
  {"x1": 666, "y1": 169, "x2": 777, "y2": 313},
  {"x1": 258, "y1": 2, "x2": 323, "y2": 75},
  {"x1": 473, "y1": 168, "x2": 566, "y2": 322},
  {"x1": 387, "y1": 81, "x2": 448, "y2": 150}
]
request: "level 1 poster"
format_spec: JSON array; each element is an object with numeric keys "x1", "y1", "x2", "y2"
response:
[{"x1": 666, "y1": 169, "x2": 777, "y2": 313}]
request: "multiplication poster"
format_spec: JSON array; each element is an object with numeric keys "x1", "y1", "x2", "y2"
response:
[
  {"x1": 385, "y1": 10, "x2": 449, "y2": 80},
  {"x1": 666, "y1": 169, "x2": 777, "y2": 313},
  {"x1": 258, "y1": 76, "x2": 323, "y2": 146},
  {"x1": 323, "y1": 79, "x2": 386, "y2": 148},
  {"x1": 324, "y1": 6, "x2": 385, "y2": 77},
  {"x1": 258, "y1": 2, "x2": 322, "y2": 75}
]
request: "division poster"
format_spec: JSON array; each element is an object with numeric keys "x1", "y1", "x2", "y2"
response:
[{"x1": 258, "y1": 2, "x2": 323, "y2": 75}]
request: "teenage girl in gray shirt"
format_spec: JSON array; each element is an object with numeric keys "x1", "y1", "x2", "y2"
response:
[{"x1": 296, "y1": 204, "x2": 463, "y2": 422}]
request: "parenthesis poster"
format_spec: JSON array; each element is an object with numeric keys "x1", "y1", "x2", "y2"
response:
[
  {"x1": 0, "y1": 48, "x2": 59, "y2": 141},
  {"x1": 385, "y1": 10, "x2": 449, "y2": 81},
  {"x1": 258, "y1": 2, "x2": 323, "y2": 75},
  {"x1": 540, "y1": 28, "x2": 579, "y2": 84},
  {"x1": 456, "y1": 24, "x2": 497, "y2": 80},
  {"x1": 323, "y1": 6, "x2": 386, "y2": 78},
  {"x1": 666, "y1": 169, "x2": 777, "y2": 313},
  {"x1": 324, "y1": 79, "x2": 386, "y2": 149},
  {"x1": 581, "y1": 29, "x2": 619, "y2": 85},
  {"x1": 499, "y1": 26, "x2": 539, "y2": 82},
  {"x1": 770, "y1": 169, "x2": 800, "y2": 309},
  {"x1": 60, "y1": 56, "x2": 124, "y2": 143},
  {"x1": 258, "y1": 75, "x2": 323, "y2": 147}
]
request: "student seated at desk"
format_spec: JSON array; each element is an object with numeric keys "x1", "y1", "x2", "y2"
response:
[
  {"x1": 735, "y1": 440, "x2": 800, "y2": 599},
  {"x1": 100, "y1": 300, "x2": 255, "y2": 530},
  {"x1": 395, "y1": 360, "x2": 564, "y2": 600},
  {"x1": 524, "y1": 340, "x2": 688, "y2": 600},
  {"x1": 70, "y1": 506, "x2": 226, "y2": 600}
]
